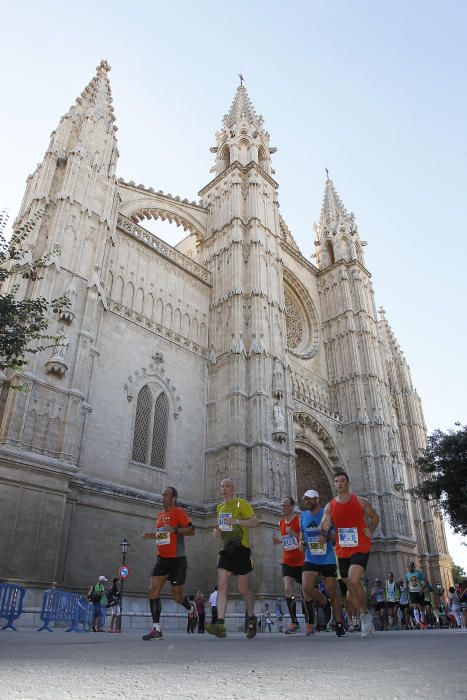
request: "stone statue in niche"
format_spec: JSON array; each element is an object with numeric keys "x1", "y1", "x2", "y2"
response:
[
  {"x1": 45, "y1": 328, "x2": 69, "y2": 378},
  {"x1": 272, "y1": 357, "x2": 284, "y2": 399},
  {"x1": 272, "y1": 403, "x2": 287, "y2": 443}
]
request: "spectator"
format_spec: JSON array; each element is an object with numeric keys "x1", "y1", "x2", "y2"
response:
[
  {"x1": 209, "y1": 586, "x2": 218, "y2": 625},
  {"x1": 88, "y1": 575, "x2": 107, "y2": 632},
  {"x1": 447, "y1": 586, "x2": 462, "y2": 627},
  {"x1": 106, "y1": 578, "x2": 121, "y2": 633},
  {"x1": 398, "y1": 579, "x2": 410, "y2": 629},
  {"x1": 275, "y1": 599, "x2": 284, "y2": 633},
  {"x1": 195, "y1": 591, "x2": 205, "y2": 633},
  {"x1": 263, "y1": 603, "x2": 273, "y2": 633},
  {"x1": 187, "y1": 594, "x2": 197, "y2": 633}
]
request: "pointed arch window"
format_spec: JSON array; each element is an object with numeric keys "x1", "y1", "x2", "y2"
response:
[{"x1": 131, "y1": 384, "x2": 169, "y2": 469}]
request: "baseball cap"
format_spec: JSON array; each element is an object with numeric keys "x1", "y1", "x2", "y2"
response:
[
  {"x1": 303, "y1": 489, "x2": 319, "y2": 499},
  {"x1": 98, "y1": 576, "x2": 108, "y2": 582}
]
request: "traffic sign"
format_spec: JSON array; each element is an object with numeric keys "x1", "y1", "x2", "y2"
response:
[{"x1": 119, "y1": 565, "x2": 130, "y2": 579}]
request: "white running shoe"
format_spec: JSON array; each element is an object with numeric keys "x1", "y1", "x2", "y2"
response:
[{"x1": 360, "y1": 611, "x2": 375, "y2": 638}]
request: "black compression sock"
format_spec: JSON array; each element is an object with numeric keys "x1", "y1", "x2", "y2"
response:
[
  {"x1": 286, "y1": 596, "x2": 298, "y2": 624},
  {"x1": 150, "y1": 598, "x2": 162, "y2": 623},
  {"x1": 305, "y1": 600, "x2": 315, "y2": 625}
]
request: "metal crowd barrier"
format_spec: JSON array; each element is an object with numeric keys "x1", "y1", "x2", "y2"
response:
[
  {"x1": 38, "y1": 589, "x2": 99, "y2": 632},
  {"x1": 0, "y1": 583, "x2": 26, "y2": 631}
]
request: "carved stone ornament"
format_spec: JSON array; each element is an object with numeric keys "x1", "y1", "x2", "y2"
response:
[
  {"x1": 272, "y1": 357, "x2": 284, "y2": 399},
  {"x1": 123, "y1": 355, "x2": 182, "y2": 420},
  {"x1": 59, "y1": 285, "x2": 77, "y2": 323},
  {"x1": 45, "y1": 329, "x2": 69, "y2": 377},
  {"x1": 272, "y1": 402, "x2": 287, "y2": 443}
]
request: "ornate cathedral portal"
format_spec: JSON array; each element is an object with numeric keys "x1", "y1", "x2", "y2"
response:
[{"x1": 295, "y1": 449, "x2": 333, "y2": 507}]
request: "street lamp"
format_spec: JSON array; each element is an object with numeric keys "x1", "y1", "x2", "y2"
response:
[{"x1": 119, "y1": 538, "x2": 129, "y2": 631}]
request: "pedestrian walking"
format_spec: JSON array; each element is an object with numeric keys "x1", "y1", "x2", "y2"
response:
[{"x1": 88, "y1": 575, "x2": 108, "y2": 632}]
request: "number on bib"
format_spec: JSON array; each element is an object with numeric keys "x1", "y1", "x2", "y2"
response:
[{"x1": 338, "y1": 527, "x2": 358, "y2": 547}]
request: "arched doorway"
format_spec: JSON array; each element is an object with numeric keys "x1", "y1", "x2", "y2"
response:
[{"x1": 295, "y1": 448, "x2": 333, "y2": 508}]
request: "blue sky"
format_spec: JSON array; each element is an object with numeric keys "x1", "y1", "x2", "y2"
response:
[{"x1": 1, "y1": 0, "x2": 465, "y2": 566}]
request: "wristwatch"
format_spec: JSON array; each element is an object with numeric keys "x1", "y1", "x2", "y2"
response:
[
  {"x1": 235, "y1": 519, "x2": 240, "y2": 525},
  {"x1": 173, "y1": 527, "x2": 178, "y2": 534}
]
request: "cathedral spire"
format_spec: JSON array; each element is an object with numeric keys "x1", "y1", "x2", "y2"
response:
[
  {"x1": 209, "y1": 81, "x2": 276, "y2": 178},
  {"x1": 68, "y1": 59, "x2": 116, "y2": 132},
  {"x1": 313, "y1": 176, "x2": 366, "y2": 269}
]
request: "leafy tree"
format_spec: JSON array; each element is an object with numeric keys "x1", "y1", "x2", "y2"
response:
[
  {"x1": 0, "y1": 209, "x2": 69, "y2": 372},
  {"x1": 409, "y1": 423, "x2": 467, "y2": 537},
  {"x1": 452, "y1": 563, "x2": 466, "y2": 585}
]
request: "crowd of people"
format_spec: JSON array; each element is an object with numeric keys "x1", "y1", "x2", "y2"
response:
[{"x1": 89, "y1": 471, "x2": 466, "y2": 639}]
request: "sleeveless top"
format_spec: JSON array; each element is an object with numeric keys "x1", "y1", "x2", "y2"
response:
[{"x1": 329, "y1": 493, "x2": 372, "y2": 558}]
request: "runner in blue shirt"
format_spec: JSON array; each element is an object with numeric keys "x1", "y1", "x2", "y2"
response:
[{"x1": 300, "y1": 489, "x2": 346, "y2": 638}]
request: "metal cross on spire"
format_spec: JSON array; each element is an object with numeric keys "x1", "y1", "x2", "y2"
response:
[
  {"x1": 325, "y1": 167, "x2": 330, "y2": 180},
  {"x1": 238, "y1": 73, "x2": 244, "y2": 86}
]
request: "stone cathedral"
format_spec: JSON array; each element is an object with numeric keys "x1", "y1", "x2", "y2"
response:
[{"x1": 0, "y1": 61, "x2": 452, "y2": 603}]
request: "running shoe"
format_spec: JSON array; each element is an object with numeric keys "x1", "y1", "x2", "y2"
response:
[
  {"x1": 246, "y1": 615, "x2": 257, "y2": 639},
  {"x1": 284, "y1": 623, "x2": 299, "y2": 635},
  {"x1": 206, "y1": 622, "x2": 227, "y2": 638},
  {"x1": 305, "y1": 623, "x2": 315, "y2": 636},
  {"x1": 335, "y1": 622, "x2": 346, "y2": 637},
  {"x1": 142, "y1": 628, "x2": 163, "y2": 640},
  {"x1": 360, "y1": 611, "x2": 375, "y2": 638}
]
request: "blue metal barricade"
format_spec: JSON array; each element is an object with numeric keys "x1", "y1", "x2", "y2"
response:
[
  {"x1": 0, "y1": 583, "x2": 26, "y2": 631},
  {"x1": 38, "y1": 589, "x2": 94, "y2": 632}
]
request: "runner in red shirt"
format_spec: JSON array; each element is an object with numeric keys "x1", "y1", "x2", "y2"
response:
[
  {"x1": 320, "y1": 471, "x2": 379, "y2": 638},
  {"x1": 272, "y1": 496, "x2": 305, "y2": 634},
  {"x1": 142, "y1": 486, "x2": 196, "y2": 640}
]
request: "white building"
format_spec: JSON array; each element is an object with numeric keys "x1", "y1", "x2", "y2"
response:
[{"x1": 0, "y1": 61, "x2": 452, "y2": 599}]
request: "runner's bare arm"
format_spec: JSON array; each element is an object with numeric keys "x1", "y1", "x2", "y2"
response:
[
  {"x1": 172, "y1": 524, "x2": 195, "y2": 536},
  {"x1": 318, "y1": 502, "x2": 332, "y2": 534},
  {"x1": 359, "y1": 497, "x2": 379, "y2": 536},
  {"x1": 272, "y1": 533, "x2": 282, "y2": 545}
]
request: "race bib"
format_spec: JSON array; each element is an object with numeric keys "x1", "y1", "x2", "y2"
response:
[
  {"x1": 375, "y1": 592, "x2": 384, "y2": 602},
  {"x1": 155, "y1": 528, "x2": 170, "y2": 546},
  {"x1": 338, "y1": 527, "x2": 358, "y2": 547},
  {"x1": 219, "y1": 512, "x2": 233, "y2": 532},
  {"x1": 308, "y1": 539, "x2": 326, "y2": 556},
  {"x1": 282, "y1": 535, "x2": 299, "y2": 551}
]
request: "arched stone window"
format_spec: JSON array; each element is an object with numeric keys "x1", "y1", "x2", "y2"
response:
[
  {"x1": 131, "y1": 385, "x2": 169, "y2": 469},
  {"x1": 295, "y1": 448, "x2": 333, "y2": 508}
]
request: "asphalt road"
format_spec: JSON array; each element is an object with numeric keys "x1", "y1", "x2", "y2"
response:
[{"x1": 0, "y1": 628, "x2": 465, "y2": 699}]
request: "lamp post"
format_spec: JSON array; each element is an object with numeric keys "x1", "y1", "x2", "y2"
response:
[{"x1": 120, "y1": 538, "x2": 129, "y2": 631}]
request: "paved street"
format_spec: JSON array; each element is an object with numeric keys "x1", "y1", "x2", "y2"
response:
[{"x1": 0, "y1": 628, "x2": 465, "y2": 699}]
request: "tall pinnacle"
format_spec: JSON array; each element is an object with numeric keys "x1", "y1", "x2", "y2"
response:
[
  {"x1": 318, "y1": 178, "x2": 354, "y2": 233},
  {"x1": 69, "y1": 59, "x2": 116, "y2": 132},
  {"x1": 222, "y1": 83, "x2": 264, "y2": 131},
  {"x1": 209, "y1": 81, "x2": 274, "y2": 178}
]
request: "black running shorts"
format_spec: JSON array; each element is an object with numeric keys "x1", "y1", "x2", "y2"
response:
[
  {"x1": 302, "y1": 562, "x2": 337, "y2": 578},
  {"x1": 338, "y1": 552, "x2": 370, "y2": 579},
  {"x1": 409, "y1": 592, "x2": 425, "y2": 605},
  {"x1": 151, "y1": 556, "x2": 187, "y2": 585},
  {"x1": 281, "y1": 564, "x2": 303, "y2": 584},
  {"x1": 218, "y1": 545, "x2": 253, "y2": 575}
]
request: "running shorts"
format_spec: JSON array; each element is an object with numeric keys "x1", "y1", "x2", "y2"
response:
[
  {"x1": 281, "y1": 564, "x2": 303, "y2": 584},
  {"x1": 151, "y1": 556, "x2": 187, "y2": 585},
  {"x1": 338, "y1": 552, "x2": 370, "y2": 579},
  {"x1": 302, "y1": 562, "x2": 337, "y2": 578},
  {"x1": 218, "y1": 545, "x2": 253, "y2": 575}
]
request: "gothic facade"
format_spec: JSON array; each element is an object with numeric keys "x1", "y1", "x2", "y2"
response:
[{"x1": 0, "y1": 61, "x2": 452, "y2": 599}]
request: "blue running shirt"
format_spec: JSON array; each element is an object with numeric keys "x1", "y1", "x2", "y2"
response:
[{"x1": 301, "y1": 508, "x2": 336, "y2": 565}]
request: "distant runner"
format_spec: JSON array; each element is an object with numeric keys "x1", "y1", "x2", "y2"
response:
[{"x1": 272, "y1": 496, "x2": 304, "y2": 633}]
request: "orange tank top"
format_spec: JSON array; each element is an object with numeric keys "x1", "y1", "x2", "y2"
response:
[
  {"x1": 279, "y1": 515, "x2": 305, "y2": 567},
  {"x1": 329, "y1": 493, "x2": 372, "y2": 558}
]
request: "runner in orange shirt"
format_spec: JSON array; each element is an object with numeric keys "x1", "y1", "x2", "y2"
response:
[
  {"x1": 142, "y1": 486, "x2": 196, "y2": 640},
  {"x1": 272, "y1": 496, "x2": 305, "y2": 634}
]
